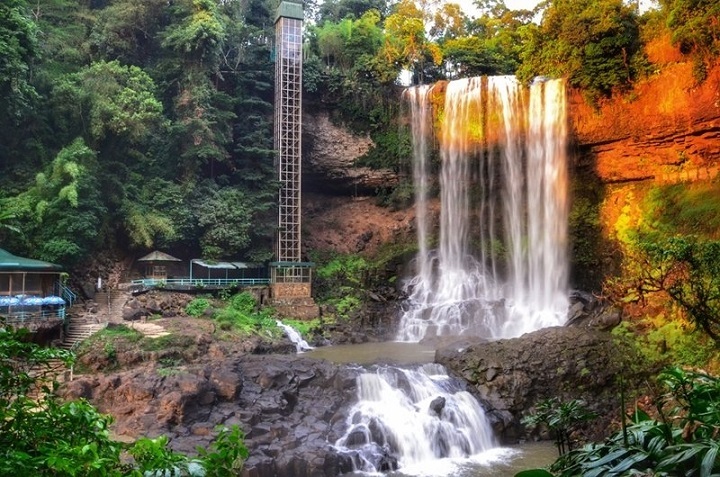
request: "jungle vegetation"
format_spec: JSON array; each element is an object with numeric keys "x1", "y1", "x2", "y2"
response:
[{"x1": 0, "y1": 0, "x2": 717, "y2": 269}]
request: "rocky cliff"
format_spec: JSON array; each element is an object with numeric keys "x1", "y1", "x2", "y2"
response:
[
  {"x1": 571, "y1": 56, "x2": 720, "y2": 183},
  {"x1": 303, "y1": 111, "x2": 398, "y2": 194}
]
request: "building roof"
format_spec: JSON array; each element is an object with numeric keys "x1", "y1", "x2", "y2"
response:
[
  {"x1": 137, "y1": 251, "x2": 182, "y2": 262},
  {"x1": 191, "y1": 259, "x2": 262, "y2": 270},
  {"x1": 0, "y1": 248, "x2": 63, "y2": 272},
  {"x1": 275, "y1": 0, "x2": 303, "y2": 22}
]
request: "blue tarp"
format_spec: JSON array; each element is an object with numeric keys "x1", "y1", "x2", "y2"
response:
[{"x1": 0, "y1": 295, "x2": 65, "y2": 307}]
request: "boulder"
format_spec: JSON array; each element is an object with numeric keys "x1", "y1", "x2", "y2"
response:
[
  {"x1": 436, "y1": 326, "x2": 642, "y2": 442},
  {"x1": 61, "y1": 355, "x2": 364, "y2": 477}
]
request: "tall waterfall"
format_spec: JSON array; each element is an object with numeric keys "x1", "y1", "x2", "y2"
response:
[
  {"x1": 334, "y1": 364, "x2": 497, "y2": 473},
  {"x1": 398, "y1": 76, "x2": 569, "y2": 341}
]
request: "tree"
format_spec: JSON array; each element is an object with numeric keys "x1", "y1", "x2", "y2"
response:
[
  {"x1": 196, "y1": 186, "x2": 254, "y2": 259},
  {"x1": 634, "y1": 236, "x2": 720, "y2": 342},
  {"x1": 15, "y1": 138, "x2": 108, "y2": 265},
  {"x1": 315, "y1": 0, "x2": 389, "y2": 24},
  {"x1": 0, "y1": 0, "x2": 39, "y2": 119},
  {"x1": 661, "y1": 0, "x2": 720, "y2": 57},
  {"x1": 380, "y1": 0, "x2": 443, "y2": 84},
  {"x1": 517, "y1": 0, "x2": 643, "y2": 100}
]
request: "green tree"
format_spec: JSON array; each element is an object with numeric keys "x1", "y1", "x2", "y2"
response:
[
  {"x1": 661, "y1": 0, "x2": 720, "y2": 57},
  {"x1": 196, "y1": 186, "x2": 253, "y2": 259},
  {"x1": 19, "y1": 138, "x2": 107, "y2": 265},
  {"x1": 635, "y1": 235, "x2": 720, "y2": 342},
  {"x1": 52, "y1": 60, "x2": 164, "y2": 146},
  {"x1": 316, "y1": 0, "x2": 388, "y2": 24},
  {"x1": 0, "y1": 0, "x2": 39, "y2": 118},
  {"x1": 517, "y1": 0, "x2": 643, "y2": 101},
  {"x1": 380, "y1": 0, "x2": 443, "y2": 84}
]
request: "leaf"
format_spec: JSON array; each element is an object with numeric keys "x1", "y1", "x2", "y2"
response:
[
  {"x1": 515, "y1": 470, "x2": 554, "y2": 477},
  {"x1": 701, "y1": 441, "x2": 719, "y2": 477}
]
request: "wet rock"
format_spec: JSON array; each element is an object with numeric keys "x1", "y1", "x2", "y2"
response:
[
  {"x1": 436, "y1": 326, "x2": 644, "y2": 443},
  {"x1": 429, "y1": 396, "x2": 446, "y2": 416}
]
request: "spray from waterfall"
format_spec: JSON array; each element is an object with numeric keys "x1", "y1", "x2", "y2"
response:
[{"x1": 397, "y1": 76, "x2": 569, "y2": 341}]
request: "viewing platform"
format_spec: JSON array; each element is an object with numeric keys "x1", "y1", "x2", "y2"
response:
[{"x1": 129, "y1": 277, "x2": 271, "y2": 293}]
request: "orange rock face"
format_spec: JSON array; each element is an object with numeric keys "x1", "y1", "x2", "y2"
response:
[{"x1": 571, "y1": 58, "x2": 720, "y2": 183}]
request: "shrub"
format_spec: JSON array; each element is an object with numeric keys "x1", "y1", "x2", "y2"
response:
[{"x1": 185, "y1": 297, "x2": 211, "y2": 317}]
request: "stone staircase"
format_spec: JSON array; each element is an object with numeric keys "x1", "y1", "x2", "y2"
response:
[
  {"x1": 59, "y1": 314, "x2": 107, "y2": 350},
  {"x1": 127, "y1": 321, "x2": 169, "y2": 338}
]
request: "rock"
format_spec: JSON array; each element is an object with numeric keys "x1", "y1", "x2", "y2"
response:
[
  {"x1": 61, "y1": 354, "x2": 363, "y2": 477},
  {"x1": 436, "y1": 326, "x2": 644, "y2": 443},
  {"x1": 429, "y1": 396, "x2": 446, "y2": 416},
  {"x1": 303, "y1": 111, "x2": 398, "y2": 193}
]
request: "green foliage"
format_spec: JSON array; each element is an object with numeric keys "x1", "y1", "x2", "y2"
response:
[
  {"x1": 661, "y1": 0, "x2": 720, "y2": 61},
  {"x1": 0, "y1": 0, "x2": 39, "y2": 118},
  {"x1": 195, "y1": 425, "x2": 249, "y2": 476},
  {"x1": 626, "y1": 235, "x2": 720, "y2": 342},
  {"x1": 544, "y1": 368, "x2": 720, "y2": 477},
  {"x1": 229, "y1": 291, "x2": 257, "y2": 314},
  {"x1": 517, "y1": 0, "x2": 643, "y2": 102},
  {"x1": 0, "y1": 326, "x2": 122, "y2": 476},
  {"x1": 314, "y1": 254, "x2": 370, "y2": 319},
  {"x1": 55, "y1": 60, "x2": 164, "y2": 145},
  {"x1": 522, "y1": 398, "x2": 597, "y2": 457},
  {"x1": 196, "y1": 186, "x2": 252, "y2": 259},
  {"x1": 612, "y1": 317, "x2": 715, "y2": 370},
  {"x1": 185, "y1": 297, "x2": 211, "y2": 317},
  {"x1": 214, "y1": 291, "x2": 279, "y2": 336}
]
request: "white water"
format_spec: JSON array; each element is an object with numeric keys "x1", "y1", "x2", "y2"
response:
[
  {"x1": 398, "y1": 76, "x2": 569, "y2": 341},
  {"x1": 276, "y1": 320, "x2": 314, "y2": 352},
  {"x1": 334, "y1": 364, "x2": 497, "y2": 473}
]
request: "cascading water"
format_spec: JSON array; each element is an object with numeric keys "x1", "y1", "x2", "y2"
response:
[
  {"x1": 398, "y1": 76, "x2": 569, "y2": 341},
  {"x1": 276, "y1": 320, "x2": 314, "y2": 352},
  {"x1": 334, "y1": 363, "x2": 499, "y2": 474}
]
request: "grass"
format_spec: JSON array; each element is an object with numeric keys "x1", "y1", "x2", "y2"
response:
[{"x1": 644, "y1": 182, "x2": 720, "y2": 238}]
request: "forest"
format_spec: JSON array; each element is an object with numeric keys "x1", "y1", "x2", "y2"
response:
[
  {"x1": 2, "y1": 0, "x2": 720, "y2": 475},
  {"x1": 0, "y1": 0, "x2": 716, "y2": 268}
]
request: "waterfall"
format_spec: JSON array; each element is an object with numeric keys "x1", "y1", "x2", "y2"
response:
[
  {"x1": 334, "y1": 364, "x2": 497, "y2": 473},
  {"x1": 276, "y1": 320, "x2": 314, "y2": 352},
  {"x1": 398, "y1": 76, "x2": 569, "y2": 341}
]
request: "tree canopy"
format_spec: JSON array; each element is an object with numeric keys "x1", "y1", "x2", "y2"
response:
[{"x1": 0, "y1": 0, "x2": 711, "y2": 270}]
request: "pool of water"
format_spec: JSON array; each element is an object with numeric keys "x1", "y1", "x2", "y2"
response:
[
  {"x1": 385, "y1": 442, "x2": 557, "y2": 477},
  {"x1": 304, "y1": 341, "x2": 437, "y2": 365}
]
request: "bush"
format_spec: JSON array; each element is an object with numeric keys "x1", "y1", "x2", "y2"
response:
[
  {"x1": 185, "y1": 297, "x2": 211, "y2": 317},
  {"x1": 524, "y1": 368, "x2": 720, "y2": 477}
]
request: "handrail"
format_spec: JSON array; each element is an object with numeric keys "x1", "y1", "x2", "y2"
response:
[
  {"x1": 130, "y1": 278, "x2": 271, "y2": 287},
  {"x1": 58, "y1": 283, "x2": 77, "y2": 307}
]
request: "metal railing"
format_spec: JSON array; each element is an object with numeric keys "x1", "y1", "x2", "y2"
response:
[
  {"x1": 1, "y1": 306, "x2": 66, "y2": 324},
  {"x1": 57, "y1": 282, "x2": 77, "y2": 307},
  {"x1": 130, "y1": 278, "x2": 271, "y2": 288}
]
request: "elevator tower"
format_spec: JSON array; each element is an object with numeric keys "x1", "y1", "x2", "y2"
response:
[{"x1": 271, "y1": 1, "x2": 313, "y2": 303}]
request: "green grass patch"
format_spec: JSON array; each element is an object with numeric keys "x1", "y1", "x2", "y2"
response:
[
  {"x1": 140, "y1": 333, "x2": 195, "y2": 352},
  {"x1": 643, "y1": 182, "x2": 720, "y2": 238},
  {"x1": 213, "y1": 291, "x2": 282, "y2": 338}
]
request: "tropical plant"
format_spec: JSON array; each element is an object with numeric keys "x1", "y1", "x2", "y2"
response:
[
  {"x1": 185, "y1": 297, "x2": 211, "y2": 317},
  {"x1": 521, "y1": 367, "x2": 720, "y2": 477},
  {"x1": 522, "y1": 398, "x2": 597, "y2": 457}
]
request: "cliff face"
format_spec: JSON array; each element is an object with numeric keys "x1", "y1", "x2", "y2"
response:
[
  {"x1": 302, "y1": 111, "x2": 398, "y2": 194},
  {"x1": 571, "y1": 59, "x2": 720, "y2": 183}
]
